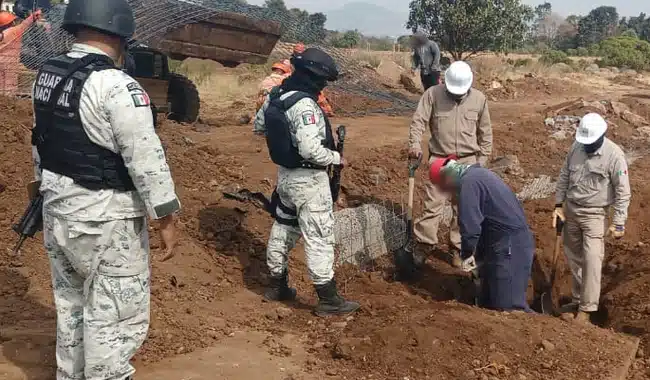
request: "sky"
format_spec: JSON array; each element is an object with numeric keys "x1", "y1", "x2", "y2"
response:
[{"x1": 247, "y1": 0, "x2": 646, "y2": 17}]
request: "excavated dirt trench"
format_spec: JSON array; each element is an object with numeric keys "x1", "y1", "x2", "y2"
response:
[{"x1": 1, "y1": 81, "x2": 650, "y2": 379}]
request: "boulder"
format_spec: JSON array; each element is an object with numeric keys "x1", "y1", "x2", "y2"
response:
[
  {"x1": 621, "y1": 110, "x2": 649, "y2": 128},
  {"x1": 609, "y1": 101, "x2": 630, "y2": 117},
  {"x1": 581, "y1": 100, "x2": 607, "y2": 114},
  {"x1": 585, "y1": 63, "x2": 600, "y2": 73},
  {"x1": 400, "y1": 73, "x2": 421, "y2": 94},
  {"x1": 550, "y1": 63, "x2": 573, "y2": 73}
]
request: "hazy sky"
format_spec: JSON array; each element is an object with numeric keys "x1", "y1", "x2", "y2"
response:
[{"x1": 248, "y1": 0, "x2": 645, "y2": 17}]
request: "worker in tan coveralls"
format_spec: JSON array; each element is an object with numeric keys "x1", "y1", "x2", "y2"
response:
[
  {"x1": 408, "y1": 61, "x2": 492, "y2": 268},
  {"x1": 554, "y1": 113, "x2": 630, "y2": 323}
]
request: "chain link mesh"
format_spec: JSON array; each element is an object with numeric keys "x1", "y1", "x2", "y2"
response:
[{"x1": 0, "y1": 0, "x2": 418, "y2": 112}]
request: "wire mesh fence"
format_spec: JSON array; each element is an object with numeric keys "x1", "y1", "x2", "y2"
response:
[{"x1": 0, "y1": 0, "x2": 418, "y2": 113}]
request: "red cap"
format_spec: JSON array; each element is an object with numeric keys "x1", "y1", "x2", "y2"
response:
[{"x1": 429, "y1": 155, "x2": 457, "y2": 184}]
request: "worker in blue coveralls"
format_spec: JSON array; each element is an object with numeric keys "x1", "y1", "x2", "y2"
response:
[{"x1": 429, "y1": 156, "x2": 535, "y2": 311}]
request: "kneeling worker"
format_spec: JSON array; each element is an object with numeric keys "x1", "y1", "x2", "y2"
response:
[
  {"x1": 429, "y1": 157, "x2": 535, "y2": 311},
  {"x1": 255, "y1": 47, "x2": 359, "y2": 316}
]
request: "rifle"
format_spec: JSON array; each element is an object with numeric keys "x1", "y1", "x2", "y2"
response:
[
  {"x1": 12, "y1": 193, "x2": 44, "y2": 255},
  {"x1": 330, "y1": 125, "x2": 346, "y2": 202}
]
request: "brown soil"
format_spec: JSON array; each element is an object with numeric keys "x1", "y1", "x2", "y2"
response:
[{"x1": 1, "y1": 75, "x2": 650, "y2": 379}]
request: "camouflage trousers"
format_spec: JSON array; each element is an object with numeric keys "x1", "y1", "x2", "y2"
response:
[
  {"x1": 43, "y1": 213, "x2": 151, "y2": 380},
  {"x1": 266, "y1": 168, "x2": 335, "y2": 285}
]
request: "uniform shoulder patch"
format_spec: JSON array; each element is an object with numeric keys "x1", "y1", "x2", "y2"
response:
[
  {"x1": 131, "y1": 92, "x2": 151, "y2": 107},
  {"x1": 126, "y1": 81, "x2": 144, "y2": 92},
  {"x1": 301, "y1": 110, "x2": 317, "y2": 125}
]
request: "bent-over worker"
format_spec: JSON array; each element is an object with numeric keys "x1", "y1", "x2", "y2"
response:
[
  {"x1": 253, "y1": 47, "x2": 359, "y2": 317},
  {"x1": 31, "y1": 0, "x2": 180, "y2": 378},
  {"x1": 429, "y1": 157, "x2": 535, "y2": 311},
  {"x1": 408, "y1": 61, "x2": 492, "y2": 268},
  {"x1": 554, "y1": 113, "x2": 630, "y2": 323}
]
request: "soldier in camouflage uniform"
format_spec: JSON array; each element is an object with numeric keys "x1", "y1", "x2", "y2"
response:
[
  {"x1": 254, "y1": 48, "x2": 359, "y2": 317},
  {"x1": 30, "y1": 0, "x2": 180, "y2": 379}
]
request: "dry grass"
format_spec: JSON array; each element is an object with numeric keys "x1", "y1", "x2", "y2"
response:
[
  {"x1": 171, "y1": 58, "x2": 267, "y2": 110},
  {"x1": 168, "y1": 47, "x2": 620, "y2": 114}
]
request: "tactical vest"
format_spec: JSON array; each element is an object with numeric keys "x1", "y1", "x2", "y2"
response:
[
  {"x1": 264, "y1": 89, "x2": 335, "y2": 170},
  {"x1": 31, "y1": 53, "x2": 136, "y2": 192}
]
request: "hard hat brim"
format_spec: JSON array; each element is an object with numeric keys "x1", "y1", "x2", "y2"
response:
[
  {"x1": 575, "y1": 133, "x2": 601, "y2": 145},
  {"x1": 445, "y1": 82, "x2": 471, "y2": 95}
]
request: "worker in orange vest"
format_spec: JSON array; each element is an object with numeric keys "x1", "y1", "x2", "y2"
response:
[
  {"x1": 0, "y1": 10, "x2": 42, "y2": 96},
  {"x1": 256, "y1": 59, "x2": 291, "y2": 111},
  {"x1": 292, "y1": 43, "x2": 334, "y2": 116}
]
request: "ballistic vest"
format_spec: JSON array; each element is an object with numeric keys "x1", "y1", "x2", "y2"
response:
[
  {"x1": 31, "y1": 53, "x2": 136, "y2": 192},
  {"x1": 264, "y1": 88, "x2": 335, "y2": 170}
]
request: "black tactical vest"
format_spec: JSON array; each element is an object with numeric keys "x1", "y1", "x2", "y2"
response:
[
  {"x1": 31, "y1": 53, "x2": 136, "y2": 192},
  {"x1": 264, "y1": 89, "x2": 335, "y2": 170}
]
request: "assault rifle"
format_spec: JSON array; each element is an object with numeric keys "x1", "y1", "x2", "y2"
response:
[
  {"x1": 329, "y1": 125, "x2": 346, "y2": 202},
  {"x1": 12, "y1": 183, "x2": 44, "y2": 254}
]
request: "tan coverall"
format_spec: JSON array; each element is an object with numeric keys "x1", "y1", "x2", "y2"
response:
[
  {"x1": 408, "y1": 84, "x2": 492, "y2": 249},
  {"x1": 555, "y1": 138, "x2": 630, "y2": 312}
]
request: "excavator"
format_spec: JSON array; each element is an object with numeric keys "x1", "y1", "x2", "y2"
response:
[{"x1": 13, "y1": 0, "x2": 282, "y2": 124}]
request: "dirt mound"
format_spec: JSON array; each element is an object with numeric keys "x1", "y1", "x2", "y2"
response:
[
  {"x1": 480, "y1": 75, "x2": 577, "y2": 102},
  {"x1": 1, "y1": 92, "x2": 649, "y2": 380}
]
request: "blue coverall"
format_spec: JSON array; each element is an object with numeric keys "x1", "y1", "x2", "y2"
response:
[{"x1": 457, "y1": 165, "x2": 535, "y2": 312}]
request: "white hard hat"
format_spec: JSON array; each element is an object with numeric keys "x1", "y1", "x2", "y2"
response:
[
  {"x1": 445, "y1": 61, "x2": 473, "y2": 95},
  {"x1": 576, "y1": 113, "x2": 608, "y2": 144}
]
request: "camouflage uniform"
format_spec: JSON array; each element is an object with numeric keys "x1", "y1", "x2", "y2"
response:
[
  {"x1": 255, "y1": 93, "x2": 339, "y2": 285},
  {"x1": 32, "y1": 43, "x2": 180, "y2": 380}
]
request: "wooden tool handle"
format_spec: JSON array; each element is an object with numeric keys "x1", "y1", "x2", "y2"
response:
[{"x1": 407, "y1": 177, "x2": 415, "y2": 220}]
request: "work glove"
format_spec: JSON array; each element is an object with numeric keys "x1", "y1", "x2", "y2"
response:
[
  {"x1": 552, "y1": 204, "x2": 565, "y2": 228},
  {"x1": 460, "y1": 255, "x2": 477, "y2": 273},
  {"x1": 607, "y1": 224, "x2": 625, "y2": 239}
]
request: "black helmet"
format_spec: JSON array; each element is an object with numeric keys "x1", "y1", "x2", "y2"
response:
[
  {"x1": 62, "y1": 0, "x2": 135, "y2": 39},
  {"x1": 291, "y1": 47, "x2": 339, "y2": 81}
]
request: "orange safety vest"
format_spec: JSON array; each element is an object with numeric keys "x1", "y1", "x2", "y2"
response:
[{"x1": 0, "y1": 16, "x2": 35, "y2": 96}]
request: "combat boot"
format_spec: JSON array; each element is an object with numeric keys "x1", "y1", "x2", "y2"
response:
[
  {"x1": 314, "y1": 280, "x2": 360, "y2": 317},
  {"x1": 263, "y1": 272, "x2": 297, "y2": 302}
]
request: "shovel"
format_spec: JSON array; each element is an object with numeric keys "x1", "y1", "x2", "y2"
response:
[
  {"x1": 541, "y1": 216, "x2": 565, "y2": 315},
  {"x1": 393, "y1": 153, "x2": 423, "y2": 281}
]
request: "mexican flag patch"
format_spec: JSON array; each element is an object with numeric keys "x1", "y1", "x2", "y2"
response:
[
  {"x1": 301, "y1": 111, "x2": 316, "y2": 125},
  {"x1": 617, "y1": 169, "x2": 628, "y2": 176},
  {"x1": 131, "y1": 93, "x2": 150, "y2": 107}
]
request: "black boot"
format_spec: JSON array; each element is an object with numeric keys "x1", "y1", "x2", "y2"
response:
[
  {"x1": 314, "y1": 280, "x2": 360, "y2": 317},
  {"x1": 263, "y1": 272, "x2": 297, "y2": 302}
]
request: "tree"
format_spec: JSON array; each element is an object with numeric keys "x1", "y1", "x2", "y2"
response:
[
  {"x1": 397, "y1": 35, "x2": 412, "y2": 51},
  {"x1": 406, "y1": 0, "x2": 534, "y2": 60},
  {"x1": 263, "y1": 0, "x2": 327, "y2": 44},
  {"x1": 577, "y1": 6, "x2": 619, "y2": 47},
  {"x1": 332, "y1": 30, "x2": 362, "y2": 48},
  {"x1": 264, "y1": 0, "x2": 288, "y2": 13},
  {"x1": 306, "y1": 13, "x2": 327, "y2": 43},
  {"x1": 620, "y1": 13, "x2": 650, "y2": 42}
]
